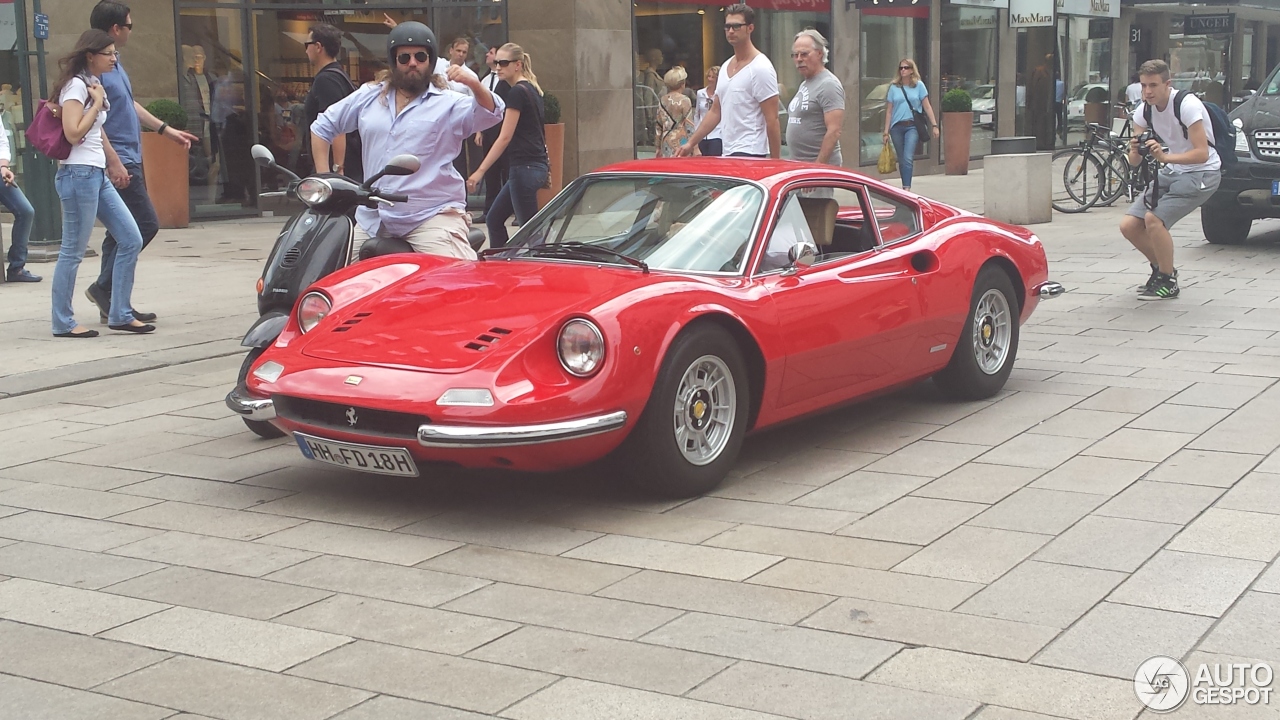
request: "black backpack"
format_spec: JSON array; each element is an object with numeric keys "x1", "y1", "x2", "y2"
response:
[{"x1": 1142, "y1": 89, "x2": 1236, "y2": 170}]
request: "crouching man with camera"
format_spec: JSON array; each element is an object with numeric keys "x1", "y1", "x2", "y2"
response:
[{"x1": 1121, "y1": 59, "x2": 1220, "y2": 300}]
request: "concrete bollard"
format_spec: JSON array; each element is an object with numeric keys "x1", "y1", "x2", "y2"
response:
[{"x1": 984, "y1": 152, "x2": 1052, "y2": 225}]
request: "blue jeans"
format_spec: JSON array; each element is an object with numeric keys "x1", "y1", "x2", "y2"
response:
[
  {"x1": 889, "y1": 122, "x2": 920, "y2": 188},
  {"x1": 487, "y1": 161, "x2": 549, "y2": 249},
  {"x1": 0, "y1": 181, "x2": 34, "y2": 274},
  {"x1": 95, "y1": 163, "x2": 159, "y2": 293},
  {"x1": 53, "y1": 166, "x2": 143, "y2": 333}
]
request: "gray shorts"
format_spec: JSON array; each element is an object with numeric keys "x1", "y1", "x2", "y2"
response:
[{"x1": 1125, "y1": 169, "x2": 1221, "y2": 230}]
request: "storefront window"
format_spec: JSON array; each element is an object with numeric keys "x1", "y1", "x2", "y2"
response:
[
  {"x1": 941, "y1": 4, "x2": 998, "y2": 160},
  {"x1": 632, "y1": 2, "x2": 830, "y2": 158},
  {"x1": 180, "y1": 7, "x2": 253, "y2": 217},
  {"x1": 1059, "y1": 16, "x2": 1111, "y2": 148},
  {"x1": 1169, "y1": 16, "x2": 1230, "y2": 106},
  {"x1": 859, "y1": 7, "x2": 929, "y2": 165}
]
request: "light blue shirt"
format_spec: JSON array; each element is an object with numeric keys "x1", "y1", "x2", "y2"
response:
[
  {"x1": 888, "y1": 83, "x2": 928, "y2": 129},
  {"x1": 311, "y1": 82, "x2": 504, "y2": 237},
  {"x1": 101, "y1": 60, "x2": 142, "y2": 166}
]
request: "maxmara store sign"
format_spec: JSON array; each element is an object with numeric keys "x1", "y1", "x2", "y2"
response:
[
  {"x1": 1058, "y1": 0, "x2": 1119, "y2": 18},
  {"x1": 1009, "y1": 0, "x2": 1054, "y2": 27}
]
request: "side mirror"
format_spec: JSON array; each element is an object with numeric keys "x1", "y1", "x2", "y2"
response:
[
  {"x1": 784, "y1": 241, "x2": 818, "y2": 274},
  {"x1": 251, "y1": 144, "x2": 275, "y2": 167},
  {"x1": 383, "y1": 154, "x2": 421, "y2": 176}
]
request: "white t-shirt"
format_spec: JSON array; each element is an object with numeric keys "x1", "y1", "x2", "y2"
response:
[
  {"x1": 58, "y1": 75, "x2": 108, "y2": 168},
  {"x1": 694, "y1": 87, "x2": 721, "y2": 141},
  {"x1": 1131, "y1": 91, "x2": 1220, "y2": 174},
  {"x1": 716, "y1": 53, "x2": 779, "y2": 156},
  {"x1": 435, "y1": 58, "x2": 477, "y2": 96},
  {"x1": 1125, "y1": 82, "x2": 1142, "y2": 104}
]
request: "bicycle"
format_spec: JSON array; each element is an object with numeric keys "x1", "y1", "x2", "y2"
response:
[{"x1": 1052, "y1": 122, "x2": 1156, "y2": 212}]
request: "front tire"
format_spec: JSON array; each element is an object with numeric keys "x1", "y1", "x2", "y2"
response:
[
  {"x1": 623, "y1": 323, "x2": 749, "y2": 497},
  {"x1": 237, "y1": 347, "x2": 286, "y2": 439},
  {"x1": 934, "y1": 266, "x2": 1020, "y2": 401},
  {"x1": 1201, "y1": 206, "x2": 1251, "y2": 245}
]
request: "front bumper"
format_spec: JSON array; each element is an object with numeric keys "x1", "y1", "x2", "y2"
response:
[
  {"x1": 1206, "y1": 156, "x2": 1280, "y2": 216},
  {"x1": 1034, "y1": 281, "x2": 1065, "y2": 299},
  {"x1": 226, "y1": 390, "x2": 276, "y2": 421},
  {"x1": 417, "y1": 410, "x2": 628, "y2": 447}
]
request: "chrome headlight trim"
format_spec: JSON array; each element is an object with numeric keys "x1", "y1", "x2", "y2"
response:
[
  {"x1": 557, "y1": 318, "x2": 605, "y2": 378},
  {"x1": 297, "y1": 292, "x2": 332, "y2": 334},
  {"x1": 297, "y1": 177, "x2": 333, "y2": 206}
]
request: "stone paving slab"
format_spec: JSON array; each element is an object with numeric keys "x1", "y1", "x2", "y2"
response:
[{"x1": 0, "y1": 175, "x2": 1277, "y2": 719}]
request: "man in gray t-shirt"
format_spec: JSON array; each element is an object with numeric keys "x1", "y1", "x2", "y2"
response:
[{"x1": 786, "y1": 29, "x2": 844, "y2": 165}]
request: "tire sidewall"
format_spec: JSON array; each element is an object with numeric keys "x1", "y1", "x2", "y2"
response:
[
  {"x1": 626, "y1": 323, "x2": 749, "y2": 497},
  {"x1": 936, "y1": 266, "x2": 1020, "y2": 400}
]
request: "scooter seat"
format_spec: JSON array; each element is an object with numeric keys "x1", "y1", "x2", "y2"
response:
[{"x1": 358, "y1": 236, "x2": 416, "y2": 261}]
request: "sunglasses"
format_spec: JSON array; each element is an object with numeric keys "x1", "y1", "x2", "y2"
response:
[
  {"x1": 899, "y1": 65, "x2": 912, "y2": 70},
  {"x1": 303, "y1": 40, "x2": 320, "y2": 49},
  {"x1": 396, "y1": 51, "x2": 431, "y2": 65},
  {"x1": 724, "y1": 22, "x2": 748, "y2": 30},
  {"x1": 119, "y1": 23, "x2": 132, "y2": 30},
  {"x1": 495, "y1": 58, "x2": 516, "y2": 67}
]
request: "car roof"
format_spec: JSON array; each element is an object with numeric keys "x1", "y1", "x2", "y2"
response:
[{"x1": 591, "y1": 158, "x2": 900, "y2": 194}]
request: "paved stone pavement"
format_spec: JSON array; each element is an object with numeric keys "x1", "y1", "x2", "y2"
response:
[{"x1": 0, "y1": 170, "x2": 1278, "y2": 720}]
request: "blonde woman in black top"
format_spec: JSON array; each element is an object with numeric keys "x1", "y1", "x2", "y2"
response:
[{"x1": 467, "y1": 43, "x2": 548, "y2": 249}]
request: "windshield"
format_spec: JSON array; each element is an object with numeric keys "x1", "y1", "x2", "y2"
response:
[
  {"x1": 972, "y1": 86, "x2": 994, "y2": 100},
  {"x1": 504, "y1": 175, "x2": 765, "y2": 274}
]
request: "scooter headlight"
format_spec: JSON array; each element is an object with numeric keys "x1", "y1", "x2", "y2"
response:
[
  {"x1": 557, "y1": 319, "x2": 605, "y2": 377},
  {"x1": 297, "y1": 292, "x2": 332, "y2": 334},
  {"x1": 296, "y1": 178, "x2": 333, "y2": 206}
]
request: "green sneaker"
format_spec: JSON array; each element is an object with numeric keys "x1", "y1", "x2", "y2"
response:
[{"x1": 1139, "y1": 272, "x2": 1179, "y2": 300}]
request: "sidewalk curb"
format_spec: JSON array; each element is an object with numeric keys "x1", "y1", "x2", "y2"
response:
[{"x1": 0, "y1": 338, "x2": 247, "y2": 399}]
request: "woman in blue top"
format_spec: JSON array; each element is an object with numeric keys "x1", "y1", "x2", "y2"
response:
[{"x1": 881, "y1": 58, "x2": 939, "y2": 192}]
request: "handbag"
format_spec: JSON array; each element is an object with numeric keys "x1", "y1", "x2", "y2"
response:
[
  {"x1": 26, "y1": 99, "x2": 73, "y2": 160},
  {"x1": 897, "y1": 85, "x2": 931, "y2": 140},
  {"x1": 878, "y1": 140, "x2": 897, "y2": 174}
]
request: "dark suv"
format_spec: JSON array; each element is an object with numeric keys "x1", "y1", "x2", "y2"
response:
[{"x1": 1203, "y1": 66, "x2": 1280, "y2": 244}]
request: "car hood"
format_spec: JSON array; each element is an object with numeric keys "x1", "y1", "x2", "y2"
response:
[
  {"x1": 1236, "y1": 93, "x2": 1280, "y2": 133},
  {"x1": 299, "y1": 260, "x2": 669, "y2": 374}
]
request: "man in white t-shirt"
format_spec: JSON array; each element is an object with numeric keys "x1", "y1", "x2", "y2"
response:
[
  {"x1": 678, "y1": 3, "x2": 780, "y2": 158},
  {"x1": 1125, "y1": 74, "x2": 1142, "y2": 107},
  {"x1": 435, "y1": 37, "x2": 478, "y2": 96},
  {"x1": 1122, "y1": 59, "x2": 1221, "y2": 301}
]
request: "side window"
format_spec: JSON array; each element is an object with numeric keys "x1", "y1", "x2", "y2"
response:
[
  {"x1": 759, "y1": 193, "x2": 815, "y2": 273},
  {"x1": 865, "y1": 188, "x2": 921, "y2": 245}
]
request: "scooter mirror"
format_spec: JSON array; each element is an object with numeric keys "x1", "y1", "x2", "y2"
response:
[
  {"x1": 251, "y1": 145, "x2": 276, "y2": 167},
  {"x1": 383, "y1": 154, "x2": 421, "y2": 176}
]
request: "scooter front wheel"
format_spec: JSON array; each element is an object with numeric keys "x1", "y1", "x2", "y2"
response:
[{"x1": 237, "y1": 347, "x2": 286, "y2": 439}]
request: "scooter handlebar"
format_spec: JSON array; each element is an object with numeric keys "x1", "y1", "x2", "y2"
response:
[{"x1": 378, "y1": 192, "x2": 409, "y2": 203}]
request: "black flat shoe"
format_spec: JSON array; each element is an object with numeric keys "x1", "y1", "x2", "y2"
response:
[
  {"x1": 54, "y1": 329, "x2": 99, "y2": 338},
  {"x1": 109, "y1": 323, "x2": 156, "y2": 334},
  {"x1": 132, "y1": 310, "x2": 157, "y2": 323}
]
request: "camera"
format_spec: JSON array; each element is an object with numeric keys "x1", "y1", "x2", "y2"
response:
[{"x1": 1135, "y1": 130, "x2": 1168, "y2": 157}]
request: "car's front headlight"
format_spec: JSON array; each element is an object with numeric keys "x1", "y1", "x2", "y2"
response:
[
  {"x1": 297, "y1": 292, "x2": 332, "y2": 334},
  {"x1": 557, "y1": 319, "x2": 605, "y2": 377},
  {"x1": 1236, "y1": 130, "x2": 1251, "y2": 156},
  {"x1": 296, "y1": 177, "x2": 333, "y2": 206}
]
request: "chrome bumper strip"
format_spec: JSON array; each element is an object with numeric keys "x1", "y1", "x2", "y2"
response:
[
  {"x1": 1035, "y1": 281, "x2": 1066, "y2": 299},
  {"x1": 226, "y1": 390, "x2": 277, "y2": 421},
  {"x1": 418, "y1": 410, "x2": 628, "y2": 447}
]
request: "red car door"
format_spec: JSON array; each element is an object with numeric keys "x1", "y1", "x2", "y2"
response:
[{"x1": 758, "y1": 186, "x2": 923, "y2": 412}]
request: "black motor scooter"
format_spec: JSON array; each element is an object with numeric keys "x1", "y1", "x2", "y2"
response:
[{"x1": 228, "y1": 144, "x2": 420, "y2": 438}]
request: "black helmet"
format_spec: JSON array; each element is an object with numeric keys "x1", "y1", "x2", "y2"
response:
[{"x1": 387, "y1": 21, "x2": 438, "y2": 71}]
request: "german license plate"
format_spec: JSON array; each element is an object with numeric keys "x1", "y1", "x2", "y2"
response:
[
  {"x1": 294, "y1": 433, "x2": 418, "y2": 477},
  {"x1": 980, "y1": 113, "x2": 993, "y2": 124},
  {"x1": 1272, "y1": 180, "x2": 1279, "y2": 196}
]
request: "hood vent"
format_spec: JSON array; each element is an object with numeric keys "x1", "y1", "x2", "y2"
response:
[
  {"x1": 332, "y1": 312, "x2": 373, "y2": 333},
  {"x1": 464, "y1": 326, "x2": 512, "y2": 352},
  {"x1": 281, "y1": 246, "x2": 302, "y2": 268}
]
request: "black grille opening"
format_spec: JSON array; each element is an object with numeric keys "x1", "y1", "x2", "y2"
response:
[
  {"x1": 464, "y1": 342, "x2": 487, "y2": 351},
  {"x1": 274, "y1": 396, "x2": 430, "y2": 439},
  {"x1": 281, "y1": 247, "x2": 302, "y2": 268},
  {"x1": 489, "y1": 327, "x2": 512, "y2": 335}
]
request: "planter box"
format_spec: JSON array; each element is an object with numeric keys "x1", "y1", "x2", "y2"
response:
[
  {"x1": 536, "y1": 123, "x2": 565, "y2": 210},
  {"x1": 1084, "y1": 102, "x2": 1109, "y2": 126},
  {"x1": 942, "y1": 111, "x2": 972, "y2": 176},
  {"x1": 141, "y1": 133, "x2": 189, "y2": 228}
]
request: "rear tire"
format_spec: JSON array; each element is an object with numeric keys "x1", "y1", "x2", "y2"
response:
[
  {"x1": 1201, "y1": 206, "x2": 1251, "y2": 245},
  {"x1": 1052, "y1": 149, "x2": 1102, "y2": 213},
  {"x1": 237, "y1": 347, "x2": 286, "y2": 439},
  {"x1": 934, "y1": 266, "x2": 1020, "y2": 401},
  {"x1": 622, "y1": 323, "x2": 749, "y2": 498}
]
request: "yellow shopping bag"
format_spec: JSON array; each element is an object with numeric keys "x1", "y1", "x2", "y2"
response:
[{"x1": 878, "y1": 140, "x2": 897, "y2": 174}]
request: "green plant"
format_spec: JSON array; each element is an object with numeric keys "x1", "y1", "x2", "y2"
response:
[
  {"x1": 145, "y1": 99, "x2": 187, "y2": 131},
  {"x1": 542, "y1": 91, "x2": 561, "y2": 125},
  {"x1": 942, "y1": 88, "x2": 972, "y2": 113}
]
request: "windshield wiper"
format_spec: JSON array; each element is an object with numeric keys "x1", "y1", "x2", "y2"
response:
[{"x1": 487, "y1": 242, "x2": 648, "y2": 272}]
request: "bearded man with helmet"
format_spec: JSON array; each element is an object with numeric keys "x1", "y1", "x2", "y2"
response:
[{"x1": 310, "y1": 21, "x2": 503, "y2": 261}]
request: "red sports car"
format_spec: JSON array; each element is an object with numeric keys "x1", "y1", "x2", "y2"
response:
[{"x1": 229, "y1": 159, "x2": 1062, "y2": 496}]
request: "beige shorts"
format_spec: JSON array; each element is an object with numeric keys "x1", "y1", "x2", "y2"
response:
[{"x1": 351, "y1": 209, "x2": 477, "y2": 263}]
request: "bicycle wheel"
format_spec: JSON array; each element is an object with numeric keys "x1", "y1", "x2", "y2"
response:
[
  {"x1": 1052, "y1": 148, "x2": 1103, "y2": 213},
  {"x1": 1096, "y1": 151, "x2": 1132, "y2": 207}
]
